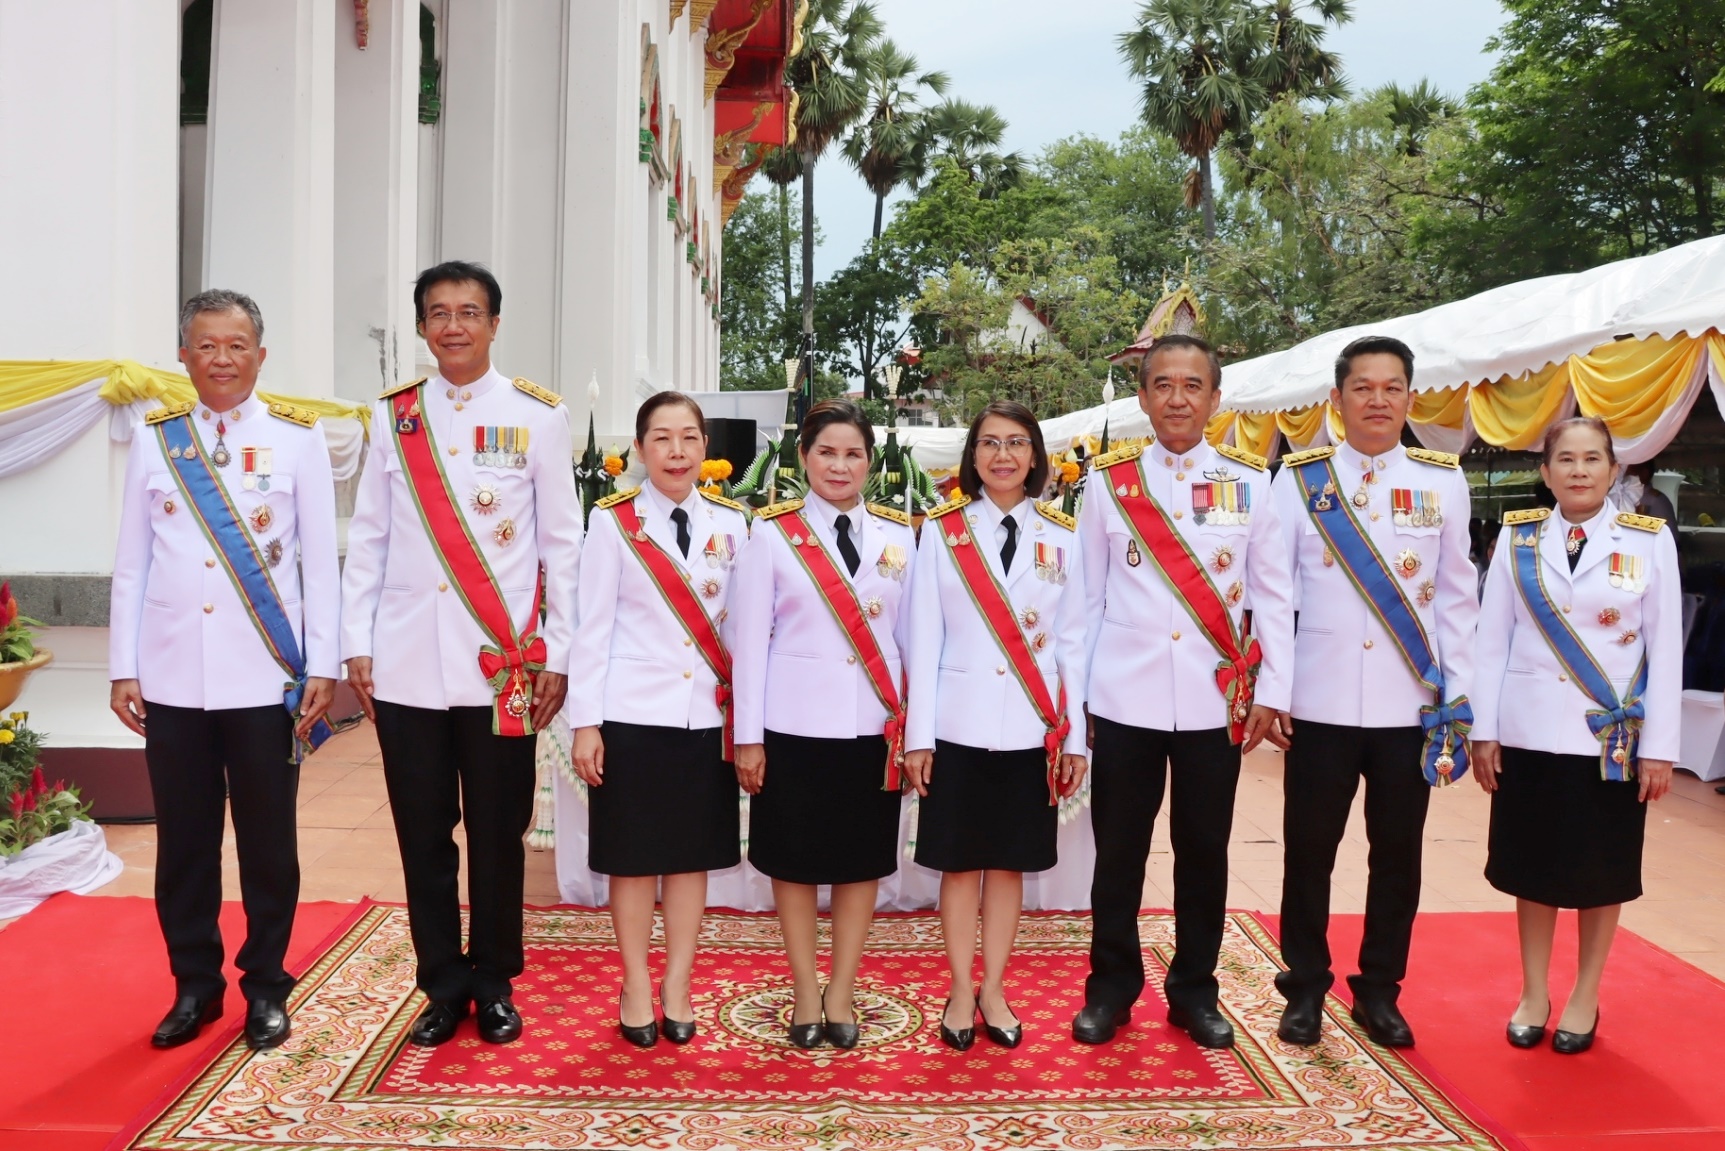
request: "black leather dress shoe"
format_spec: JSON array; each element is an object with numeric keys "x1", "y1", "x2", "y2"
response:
[
  {"x1": 152, "y1": 993, "x2": 223, "y2": 1049},
  {"x1": 1277, "y1": 998, "x2": 1323, "y2": 1046},
  {"x1": 477, "y1": 997, "x2": 522, "y2": 1044},
  {"x1": 659, "y1": 983, "x2": 696, "y2": 1045},
  {"x1": 1167, "y1": 1002, "x2": 1236, "y2": 1049},
  {"x1": 1552, "y1": 1009, "x2": 1598, "y2": 1055},
  {"x1": 409, "y1": 1000, "x2": 468, "y2": 1047},
  {"x1": 1350, "y1": 999, "x2": 1415, "y2": 1048},
  {"x1": 982, "y1": 1003, "x2": 1023, "y2": 1049},
  {"x1": 938, "y1": 999, "x2": 975, "y2": 1051},
  {"x1": 1506, "y1": 1001, "x2": 1550, "y2": 1049},
  {"x1": 822, "y1": 989, "x2": 859, "y2": 1050},
  {"x1": 244, "y1": 1000, "x2": 291, "y2": 1050},
  {"x1": 788, "y1": 1022, "x2": 824, "y2": 1049},
  {"x1": 1071, "y1": 1003, "x2": 1131, "y2": 1045}
]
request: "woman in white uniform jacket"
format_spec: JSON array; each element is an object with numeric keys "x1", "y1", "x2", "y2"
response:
[
  {"x1": 905, "y1": 400, "x2": 1089, "y2": 1051},
  {"x1": 730, "y1": 400, "x2": 916, "y2": 1050},
  {"x1": 1473, "y1": 417, "x2": 1679, "y2": 1055},
  {"x1": 570, "y1": 393, "x2": 750, "y2": 1048}
]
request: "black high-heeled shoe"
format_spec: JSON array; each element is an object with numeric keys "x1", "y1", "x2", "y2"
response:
[
  {"x1": 1552, "y1": 1008, "x2": 1598, "y2": 1055},
  {"x1": 618, "y1": 993, "x2": 658, "y2": 1048},
  {"x1": 938, "y1": 998, "x2": 975, "y2": 1051},
  {"x1": 1505, "y1": 1001, "x2": 1550, "y2": 1049},
  {"x1": 981, "y1": 1001, "x2": 1023, "y2": 1049},
  {"x1": 659, "y1": 982, "x2": 696, "y2": 1045},
  {"x1": 822, "y1": 986, "x2": 859, "y2": 1050}
]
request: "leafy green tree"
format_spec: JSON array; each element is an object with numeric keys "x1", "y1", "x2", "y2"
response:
[
  {"x1": 1040, "y1": 127, "x2": 1196, "y2": 296},
  {"x1": 719, "y1": 189, "x2": 800, "y2": 390},
  {"x1": 841, "y1": 39, "x2": 950, "y2": 240}
]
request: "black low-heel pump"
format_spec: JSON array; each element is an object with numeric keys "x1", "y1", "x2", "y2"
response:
[
  {"x1": 938, "y1": 999, "x2": 975, "y2": 1051},
  {"x1": 618, "y1": 994, "x2": 658, "y2": 1048},
  {"x1": 1552, "y1": 1009, "x2": 1598, "y2": 1055},
  {"x1": 1505, "y1": 1001, "x2": 1550, "y2": 1049},
  {"x1": 983, "y1": 1004, "x2": 1023, "y2": 1049},
  {"x1": 822, "y1": 987, "x2": 859, "y2": 1050},
  {"x1": 659, "y1": 983, "x2": 696, "y2": 1045}
]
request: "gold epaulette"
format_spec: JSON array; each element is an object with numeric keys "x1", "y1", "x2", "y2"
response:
[
  {"x1": 1092, "y1": 444, "x2": 1143, "y2": 469},
  {"x1": 756, "y1": 499, "x2": 805, "y2": 520},
  {"x1": 143, "y1": 401, "x2": 194, "y2": 425},
  {"x1": 700, "y1": 488, "x2": 745, "y2": 512},
  {"x1": 867, "y1": 502, "x2": 911, "y2": 526},
  {"x1": 267, "y1": 401, "x2": 319, "y2": 428},
  {"x1": 380, "y1": 376, "x2": 426, "y2": 399},
  {"x1": 1214, "y1": 443, "x2": 1267, "y2": 471},
  {"x1": 1503, "y1": 507, "x2": 1550, "y2": 526},
  {"x1": 924, "y1": 493, "x2": 971, "y2": 520},
  {"x1": 1407, "y1": 446, "x2": 1461, "y2": 469},
  {"x1": 513, "y1": 378, "x2": 562, "y2": 407},
  {"x1": 1281, "y1": 445, "x2": 1335, "y2": 467},
  {"x1": 1035, "y1": 501, "x2": 1077, "y2": 530},
  {"x1": 1617, "y1": 511, "x2": 1666, "y2": 533},
  {"x1": 594, "y1": 487, "x2": 639, "y2": 510}
]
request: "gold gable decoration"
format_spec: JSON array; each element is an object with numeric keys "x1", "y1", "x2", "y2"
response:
[
  {"x1": 687, "y1": 0, "x2": 720, "y2": 33},
  {"x1": 705, "y1": 0, "x2": 773, "y2": 101},
  {"x1": 1109, "y1": 280, "x2": 1208, "y2": 370}
]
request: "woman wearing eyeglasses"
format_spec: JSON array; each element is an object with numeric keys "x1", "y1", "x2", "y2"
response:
[
  {"x1": 904, "y1": 401, "x2": 1089, "y2": 1051},
  {"x1": 1472, "y1": 416, "x2": 1680, "y2": 1055}
]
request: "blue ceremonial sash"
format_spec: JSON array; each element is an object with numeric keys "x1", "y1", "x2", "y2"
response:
[
  {"x1": 1293, "y1": 459, "x2": 1470, "y2": 785},
  {"x1": 1509, "y1": 522, "x2": 1646, "y2": 781},
  {"x1": 155, "y1": 416, "x2": 331, "y2": 762}
]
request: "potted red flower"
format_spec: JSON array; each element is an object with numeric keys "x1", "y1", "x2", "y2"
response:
[{"x1": 0, "y1": 582, "x2": 52, "y2": 713}]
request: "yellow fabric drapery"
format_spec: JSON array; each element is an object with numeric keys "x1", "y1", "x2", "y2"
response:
[
  {"x1": 1203, "y1": 409, "x2": 1236, "y2": 446},
  {"x1": 1468, "y1": 361, "x2": 1572, "y2": 450},
  {"x1": 1410, "y1": 384, "x2": 1468, "y2": 430},
  {"x1": 1276, "y1": 404, "x2": 1328, "y2": 448},
  {"x1": 1231, "y1": 410, "x2": 1280, "y2": 458},
  {"x1": 1567, "y1": 332, "x2": 1705, "y2": 439},
  {"x1": 0, "y1": 360, "x2": 371, "y2": 428}
]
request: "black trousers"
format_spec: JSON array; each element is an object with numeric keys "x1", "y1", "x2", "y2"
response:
[
  {"x1": 1085, "y1": 716, "x2": 1240, "y2": 1013},
  {"x1": 143, "y1": 701, "x2": 299, "y2": 1002},
  {"x1": 1276, "y1": 720, "x2": 1429, "y2": 1006},
  {"x1": 374, "y1": 700, "x2": 536, "y2": 1004}
]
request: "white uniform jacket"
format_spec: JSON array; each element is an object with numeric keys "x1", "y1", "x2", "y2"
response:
[
  {"x1": 1081, "y1": 441, "x2": 1294, "y2": 731},
  {"x1": 1269, "y1": 441, "x2": 1478, "y2": 728},
  {"x1": 729, "y1": 493, "x2": 916, "y2": 743},
  {"x1": 340, "y1": 368, "x2": 583, "y2": 709},
  {"x1": 1472, "y1": 506, "x2": 1681, "y2": 762},
  {"x1": 109, "y1": 393, "x2": 340, "y2": 709},
  {"x1": 906, "y1": 495, "x2": 1088, "y2": 756},
  {"x1": 566, "y1": 484, "x2": 750, "y2": 731}
]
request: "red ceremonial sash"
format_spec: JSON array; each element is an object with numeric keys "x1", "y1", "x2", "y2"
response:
[
  {"x1": 773, "y1": 510, "x2": 905, "y2": 789},
  {"x1": 610, "y1": 498, "x2": 735, "y2": 760},
  {"x1": 1104, "y1": 457, "x2": 1261, "y2": 744},
  {"x1": 389, "y1": 386, "x2": 546, "y2": 736},
  {"x1": 937, "y1": 510, "x2": 1069, "y2": 804}
]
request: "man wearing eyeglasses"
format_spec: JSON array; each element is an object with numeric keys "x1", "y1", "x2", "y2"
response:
[
  {"x1": 1071, "y1": 333, "x2": 1295, "y2": 1049},
  {"x1": 341, "y1": 260, "x2": 583, "y2": 1047}
]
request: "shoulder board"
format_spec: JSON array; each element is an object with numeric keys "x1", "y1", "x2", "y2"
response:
[
  {"x1": 756, "y1": 499, "x2": 805, "y2": 521},
  {"x1": 699, "y1": 488, "x2": 745, "y2": 512},
  {"x1": 594, "y1": 487, "x2": 639, "y2": 510},
  {"x1": 1214, "y1": 443, "x2": 1267, "y2": 472},
  {"x1": 143, "y1": 401, "x2": 194, "y2": 426},
  {"x1": 380, "y1": 376, "x2": 426, "y2": 399},
  {"x1": 1502, "y1": 507, "x2": 1550, "y2": 526},
  {"x1": 866, "y1": 502, "x2": 911, "y2": 526},
  {"x1": 925, "y1": 493, "x2": 972, "y2": 521},
  {"x1": 1406, "y1": 447, "x2": 1460, "y2": 469},
  {"x1": 513, "y1": 378, "x2": 562, "y2": 407},
  {"x1": 1035, "y1": 501, "x2": 1077, "y2": 530},
  {"x1": 267, "y1": 402, "x2": 319, "y2": 428},
  {"x1": 1617, "y1": 512, "x2": 1665, "y2": 534},
  {"x1": 1092, "y1": 444, "x2": 1143, "y2": 469},
  {"x1": 1281, "y1": 446, "x2": 1335, "y2": 468}
]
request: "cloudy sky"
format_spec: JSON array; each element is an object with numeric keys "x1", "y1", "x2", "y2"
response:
[{"x1": 808, "y1": 0, "x2": 1508, "y2": 279}]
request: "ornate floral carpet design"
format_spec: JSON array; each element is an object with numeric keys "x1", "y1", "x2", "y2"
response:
[{"x1": 116, "y1": 906, "x2": 1515, "y2": 1150}]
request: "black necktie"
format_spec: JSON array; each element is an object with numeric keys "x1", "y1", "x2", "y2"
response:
[
  {"x1": 670, "y1": 507, "x2": 691, "y2": 558},
  {"x1": 835, "y1": 513, "x2": 861, "y2": 576},
  {"x1": 1566, "y1": 524, "x2": 1585, "y2": 571},
  {"x1": 1001, "y1": 515, "x2": 1018, "y2": 574}
]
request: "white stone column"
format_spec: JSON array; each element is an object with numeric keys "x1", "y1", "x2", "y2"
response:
[
  {"x1": 204, "y1": 0, "x2": 337, "y2": 397},
  {"x1": 333, "y1": 0, "x2": 420, "y2": 400}
]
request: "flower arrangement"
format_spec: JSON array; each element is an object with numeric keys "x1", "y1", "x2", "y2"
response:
[
  {"x1": 0, "y1": 712, "x2": 88, "y2": 856},
  {"x1": 603, "y1": 453, "x2": 625, "y2": 477},
  {"x1": 698, "y1": 457, "x2": 733, "y2": 496},
  {"x1": 0, "y1": 582, "x2": 41, "y2": 665}
]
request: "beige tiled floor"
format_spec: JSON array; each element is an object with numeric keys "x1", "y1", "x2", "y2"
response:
[{"x1": 52, "y1": 722, "x2": 1725, "y2": 978}]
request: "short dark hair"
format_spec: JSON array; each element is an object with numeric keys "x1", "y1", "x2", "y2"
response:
[
  {"x1": 798, "y1": 398, "x2": 875, "y2": 457},
  {"x1": 1541, "y1": 415, "x2": 1616, "y2": 466},
  {"x1": 1139, "y1": 333, "x2": 1222, "y2": 390},
  {"x1": 957, "y1": 400, "x2": 1050, "y2": 500},
  {"x1": 413, "y1": 260, "x2": 502, "y2": 322},
  {"x1": 179, "y1": 289, "x2": 263, "y2": 347},
  {"x1": 634, "y1": 391, "x2": 707, "y2": 443},
  {"x1": 1334, "y1": 335, "x2": 1414, "y2": 389}
]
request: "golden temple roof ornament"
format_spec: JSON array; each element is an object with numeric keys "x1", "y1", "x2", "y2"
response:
[{"x1": 1108, "y1": 280, "x2": 1207, "y2": 369}]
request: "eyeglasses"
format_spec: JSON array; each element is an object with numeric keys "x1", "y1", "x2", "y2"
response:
[
  {"x1": 977, "y1": 436, "x2": 1034, "y2": 455},
  {"x1": 424, "y1": 309, "x2": 492, "y2": 330}
]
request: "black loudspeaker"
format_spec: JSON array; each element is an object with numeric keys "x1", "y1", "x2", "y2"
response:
[{"x1": 705, "y1": 417, "x2": 757, "y2": 472}]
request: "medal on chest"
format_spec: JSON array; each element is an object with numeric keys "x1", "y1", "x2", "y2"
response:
[
  {"x1": 240, "y1": 447, "x2": 273, "y2": 491},
  {"x1": 876, "y1": 544, "x2": 908, "y2": 581},
  {"x1": 1034, "y1": 541, "x2": 1066, "y2": 583},
  {"x1": 1607, "y1": 552, "x2": 1644, "y2": 592},
  {"x1": 473, "y1": 426, "x2": 530, "y2": 469},
  {"x1": 704, "y1": 533, "x2": 737, "y2": 570}
]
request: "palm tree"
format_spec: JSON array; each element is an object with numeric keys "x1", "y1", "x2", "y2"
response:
[
  {"x1": 1384, "y1": 79, "x2": 1456, "y2": 157},
  {"x1": 1119, "y1": 0, "x2": 1268, "y2": 240},
  {"x1": 1259, "y1": 0, "x2": 1350, "y2": 102},
  {"x1": 759, "y1": 146, "x2": 804, "y2": 352},
  {"x1": 841, "y1": 40, "x2": 949, "y2": 240},
  {"x1": 923, "y1": 98, "x2": 1025, "y2": 197}
]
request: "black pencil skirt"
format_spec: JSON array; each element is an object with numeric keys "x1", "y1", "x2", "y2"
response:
[
  {"x1": 587, "y1": 721, "x2": 741, "y2": 877},
  {"x1": 1485, "y1": 745, "x2": 1646, "y2": 909},
  {"x1": 747, "y1": 730, "x2": 901, "y2": 885},
  {"x1": 913, "y1": 740, "x2": 1058, "y2": 873}
]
